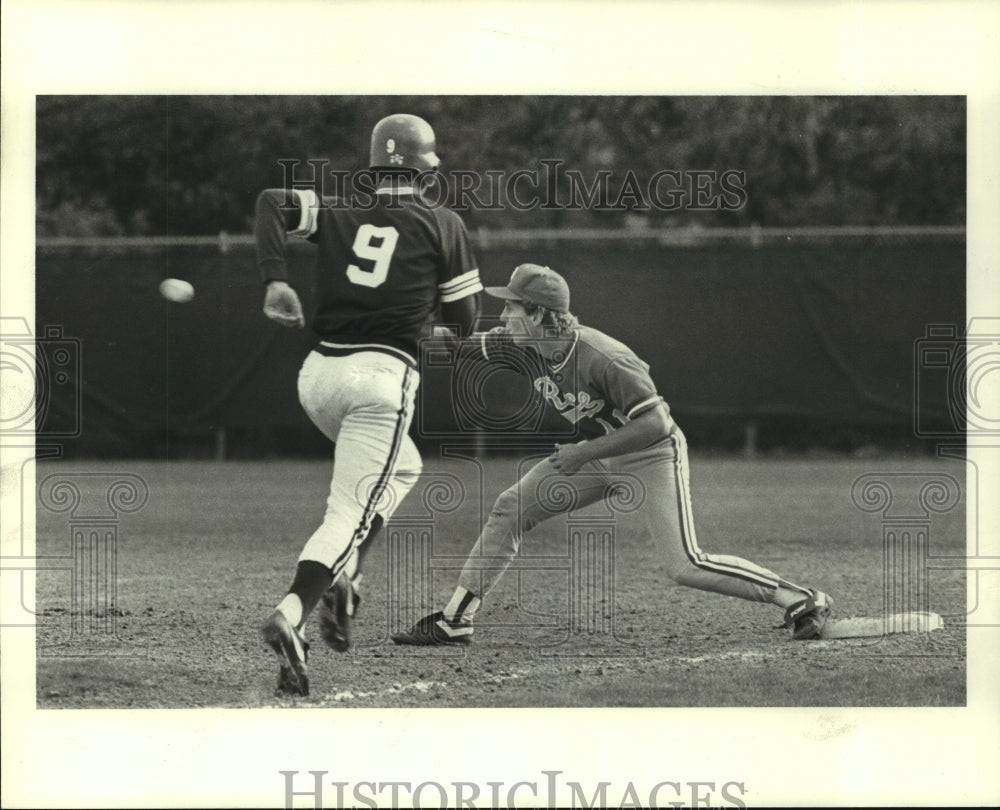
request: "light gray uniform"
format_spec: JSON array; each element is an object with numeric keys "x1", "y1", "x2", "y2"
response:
[{"x1": 459, "y1": 325, "x2": 782, "y2": 603}]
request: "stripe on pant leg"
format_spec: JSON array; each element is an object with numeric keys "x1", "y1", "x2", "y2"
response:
[
  {"x1": 670, "y1": 432, "x2": 777, "y2": 589},
  {"x1": 330, "y1": 366, "x2": 414, "y2": 577},
  {"x1": 330, "y1": 366, "x2": 415, "y2": 580}
]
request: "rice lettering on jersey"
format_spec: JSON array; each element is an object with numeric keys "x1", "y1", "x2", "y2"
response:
[{"x1": 533, "y1": 376, "x2": 605, "y2": 425}]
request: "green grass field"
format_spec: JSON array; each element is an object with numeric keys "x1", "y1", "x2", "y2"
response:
[{"x1": 34, "y1": 453, "x2": 967, "y2": 708}]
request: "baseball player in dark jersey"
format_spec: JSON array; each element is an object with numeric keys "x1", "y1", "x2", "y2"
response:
[
  {"x1": 256, "y1": 114, "x2": 481, "y2": 696},
  {"x1": 392, "y1": 263, "x2": 833, "y2": 646}
]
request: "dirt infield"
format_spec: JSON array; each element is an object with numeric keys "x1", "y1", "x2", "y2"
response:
[{"x1": 35, "y1": 454, "x2": 966, "y2": 708}]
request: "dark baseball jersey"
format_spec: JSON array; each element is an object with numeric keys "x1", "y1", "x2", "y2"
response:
[
  {"x1": 477, "y1": 325, "x2": 668, "y2": 440},
  {"x1": 257, "y1": 187, "x2": 482, "y2": 359}
]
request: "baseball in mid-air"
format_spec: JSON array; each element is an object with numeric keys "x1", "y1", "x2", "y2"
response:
[{"x1": 159, "y1": 278, "x2": 195, "y2": 303}]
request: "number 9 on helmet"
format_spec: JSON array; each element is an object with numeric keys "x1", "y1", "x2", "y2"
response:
[{"x1": 369, "y1": 114, "x2": 440, "y2": 173}]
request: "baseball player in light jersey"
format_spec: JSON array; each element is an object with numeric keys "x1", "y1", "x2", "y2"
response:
[
  {"x1": 256, "y1": 114, "x2": 481, "y2": 696},
  {"x1": 392, "y1": 263, "x2": 833, "y2": 646}
]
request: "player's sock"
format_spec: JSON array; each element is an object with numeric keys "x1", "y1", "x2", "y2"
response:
[
  {"x1": 285, "y1": 560, "x2": 334, "y2": 629},
  {"x1": 443, "y1": 587, "x2": 480, "y2": 624},
  {"x1": 276, "y1": 593, "x2": 304, "y2": 628}
]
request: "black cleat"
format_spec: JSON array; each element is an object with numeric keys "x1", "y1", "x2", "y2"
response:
[
  {"x1": 318, "y1": 577, "x2": 361, "y2": 653},
  {"x1": 784, "y1": 590, "x2": 833, "y2": 640},
  {"x1": 391, "y1": 611, "x2": 474, "y2": 646},
  {"x1": 262, "y1": 610, "x2": 310, "y2": 696}
]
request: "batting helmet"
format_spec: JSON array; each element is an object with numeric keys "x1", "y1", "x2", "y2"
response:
[{"x1": 369, "y1": 114, "x2": 440, "y2": 172}]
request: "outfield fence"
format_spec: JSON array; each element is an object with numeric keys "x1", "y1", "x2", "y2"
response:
[{"x1": 32, "y1": 225, "x2": 964, "y2": 458}]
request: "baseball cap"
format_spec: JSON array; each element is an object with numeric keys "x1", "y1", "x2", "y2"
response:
[{"x1": 484, "y1": 264, "x2": 570, "y2": 313}]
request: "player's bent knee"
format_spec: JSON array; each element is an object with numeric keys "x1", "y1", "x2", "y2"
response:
[
  {"x1": 488, "y1": 490, "x2": 543, "y2": 541},
  {"x1": 490, "y1": 489, "x2": 519, "y2": 518},
  {"x1": 487, "y1": 489, "x2": 524, "y2": 530}
]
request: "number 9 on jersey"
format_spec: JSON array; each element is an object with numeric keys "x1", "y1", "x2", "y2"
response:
[{"x1": 347, "y1": 224, "x2": 399, "y2": 288}]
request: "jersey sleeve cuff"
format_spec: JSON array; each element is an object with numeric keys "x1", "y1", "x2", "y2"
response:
[
  {"x1": 438, "y1": 268, "x2": 483, "y2": 303},
  {"x1": 258, "y1": 258, "x2": 289, "y2": 284},
  {"x1": 626, "y1": 395, "x2": 662, "y2": 419},
  {"x1": 288, "y1": 189, "x2": 319, "y2": 237}
]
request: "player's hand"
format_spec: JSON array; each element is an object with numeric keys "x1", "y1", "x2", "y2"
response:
[
  {"x1": 549, "y1": 442, "x2": 588, "y2": 476},
  {"x1": 426, "y1": 324, "x2": 458, "y2": 350},
  {"x1": 263, "y1": 281, "x2": 305, "y2": 328},
  {"x1": 484, "y1": 325, "x2": 514, "y2": 347}
]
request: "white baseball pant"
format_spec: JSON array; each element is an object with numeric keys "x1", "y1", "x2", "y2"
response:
[
  {"x1": 296, "y1": 346, "x2": 422, "y2": 580},
  {"x1": 458, "y1": 427, "x2": 783, "y2": 603}
]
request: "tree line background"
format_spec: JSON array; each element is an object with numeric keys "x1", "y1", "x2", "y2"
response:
[{"x1": 36, "y1": 95, "x2": 965, "y2": 237}]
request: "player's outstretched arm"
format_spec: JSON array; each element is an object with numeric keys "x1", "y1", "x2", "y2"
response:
[
  {"x1": 549, "y1": 404, "x2": 672, "y2": 475},
  {"x1": 255, "y1": 190, "x2": 306, "y2": 328},
  {"x1": 254, "y1": 189, "x2": 301, "y2": 285}
]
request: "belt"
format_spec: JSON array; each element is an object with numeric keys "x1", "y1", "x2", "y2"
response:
[{"x1": 315, "y1": 341, "x2": 417, "y2": 370}]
